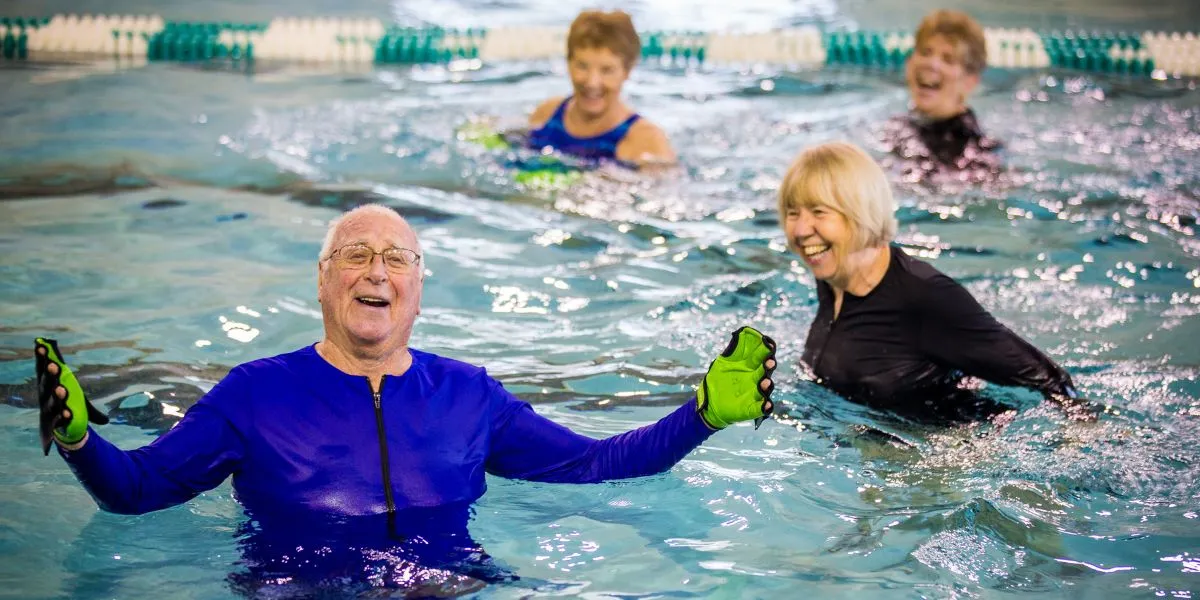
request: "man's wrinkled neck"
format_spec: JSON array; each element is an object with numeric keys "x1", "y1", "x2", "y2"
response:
[{"x1": 316, "y1": 337, "x2": 413, "y2": 390}]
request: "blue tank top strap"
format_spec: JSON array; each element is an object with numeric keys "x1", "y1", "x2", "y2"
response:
[
  {"x1": 608, "y1": 113, "x2": 641, "y2": 140},
  {"x1": 525, "y1": 96, "x2": 640, "y2": 165},
  {"x1": 548, "y1": 97, "x2": 571, "y2": 122}
]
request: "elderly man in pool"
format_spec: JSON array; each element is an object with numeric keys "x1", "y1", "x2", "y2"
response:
[{"x1": 33, "y1": 204, "x2": 775, "y2": 569}]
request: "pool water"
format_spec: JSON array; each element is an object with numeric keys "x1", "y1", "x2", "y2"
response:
[{"x1": 1, "y1": 0, "x2": 1199, "y2": 598}]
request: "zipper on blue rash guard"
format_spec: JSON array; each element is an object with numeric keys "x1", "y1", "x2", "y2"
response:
[{"x1": 371, "y1": 376, "x2": 398, "y2": 535}]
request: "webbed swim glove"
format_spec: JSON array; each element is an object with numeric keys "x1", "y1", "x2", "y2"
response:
[
  {"x1": 697, "y1": 326, "x2": 777, "y2": 430},
  {"x1": 457, "y1": 121, "x2": 511, "y2": 151},
  {"x1": 35, "y1": 338, "x2": 109, "y2": 455},
  {"x1": 513, "y1": 169, "x2": 584, "y2": 190}
]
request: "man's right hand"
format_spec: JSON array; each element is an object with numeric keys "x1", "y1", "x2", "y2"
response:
[{"x1": 35, "y1": 338, "x2": 109, "y2": 455}]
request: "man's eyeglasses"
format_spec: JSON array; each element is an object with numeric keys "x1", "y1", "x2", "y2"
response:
[{"x1": 324, "y1": 244, "x2": 421, "y2": 272}]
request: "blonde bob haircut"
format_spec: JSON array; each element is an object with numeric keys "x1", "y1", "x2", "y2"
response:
[{"x1": 777, "y1": 141, "x2": 898, "y2": 252}]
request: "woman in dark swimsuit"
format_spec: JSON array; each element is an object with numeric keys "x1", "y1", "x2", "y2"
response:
[
  {"x1": 882, "y1": 10, "x2": 1001, "y2": 179},
  {"x1": 779, "y1": 141, "x2": 1094, "y2": 421}
]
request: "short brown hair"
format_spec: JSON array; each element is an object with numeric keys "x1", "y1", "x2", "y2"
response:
[
  {"x1": 914, "y1": 10, "x2": 987, "y2": 74},
  {"x1": 567, "y1": 10, "x2": 641, "y2": 71}
]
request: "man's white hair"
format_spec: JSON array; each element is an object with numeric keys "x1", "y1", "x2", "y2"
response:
[{"x1": 318, "y1": 204, "x2": 422, "y2": 261}]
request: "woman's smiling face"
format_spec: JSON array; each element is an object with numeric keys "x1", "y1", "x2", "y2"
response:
[
  {"x1": 784, "y1": 201, "x2": 857, "y2": 285},
  {"x1": 906, "y1": 33, "x2": 980, "y2": 120},
  {"x1": 568, "y1": 46, "x2": 630, "y2": 119}
]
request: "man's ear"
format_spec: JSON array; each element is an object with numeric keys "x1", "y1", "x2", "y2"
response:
[
  {"x1": 316, "y1": 262, "x2": 325, "y2": 303},
  {"x1": 416, "y1": 270, "x2": 424, "y2": 315}
]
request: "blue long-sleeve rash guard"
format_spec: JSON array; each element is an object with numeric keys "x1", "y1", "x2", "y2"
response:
[{"x1": 61, "y1": 344, "x2": 715, "y2": 518}]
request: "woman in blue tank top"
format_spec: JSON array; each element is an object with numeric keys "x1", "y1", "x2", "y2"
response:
[{"x1": 526, "y1": 10, "x2": 675, "y2": 167}]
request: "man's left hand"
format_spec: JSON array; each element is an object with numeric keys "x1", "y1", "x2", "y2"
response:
[{"x1": 697, "y1": 326, "x2": 777, "y2": 430}]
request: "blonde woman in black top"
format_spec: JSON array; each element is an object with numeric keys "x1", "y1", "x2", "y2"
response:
[{"x1": 779, "y1": 141, "x2": 1093, "y2": 420}]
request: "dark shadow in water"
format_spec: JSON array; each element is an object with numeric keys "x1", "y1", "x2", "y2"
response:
[
  {"x1": 285, "y1": 187, "x2": 461, "y2": 224},
  {"x1": 0, "y1": 340, "x2": 227, "y2": 434},
  {"x1": 0, "y1": 161, "x2": 310, "y2": 201},
  {"x1": 0, "y1": 162, "x2": 156, "y2": 200},
  {"x1": 778, "y1": 380, "x2": 1026, "y2": 446},
  {"x1": 864, "y1": 389, "x2": 1019, "y2": 428},
  {"x1": 893, "y1": 236, "x2": 1002, "y2": 258},
  {"x1": 141, "y1": 197, "x2": 188, "y2": 209}
]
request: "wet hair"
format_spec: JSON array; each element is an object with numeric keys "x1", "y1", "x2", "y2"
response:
[
  {"x1": 319, "y1": 204, "x2": 420, "y2": 262},
  {"x1": 777, "y1": 141, "x2": 898, "y2": 252},
  {"x1": 914, "y1": 9, "x2": 987, "y2": 75},
  {"x1": 567, "y1": 10, "x2": 641, "y2": 71}
]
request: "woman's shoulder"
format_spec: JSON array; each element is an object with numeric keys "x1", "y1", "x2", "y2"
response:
[
  {"x1": 616, "y1": 117, "x2": 676, "y2": 164},
  {"x1": 885, "y1": 247, "x2": 961, "y2": 296},
  {"x1": 529, "y1": 96, "x2": 567, "y2": 127},
  {"x1": 891, "y1": 247, "x2": 941, "y2": 277}
]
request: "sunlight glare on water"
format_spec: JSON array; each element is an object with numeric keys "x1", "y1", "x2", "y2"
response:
[{"x1": 1, "y1": 0, "x2": 1199, "y2": 597}]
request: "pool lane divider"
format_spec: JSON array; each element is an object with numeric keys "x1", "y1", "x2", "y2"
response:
[{"x1": 2, "y1": 14, "x2": 1198, "y2": 78}]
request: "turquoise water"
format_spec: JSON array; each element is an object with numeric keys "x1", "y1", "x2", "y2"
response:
[{"x1": 2, "y1": 0, "x2": 1200, "y2": 598}]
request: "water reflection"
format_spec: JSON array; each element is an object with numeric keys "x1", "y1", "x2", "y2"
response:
[
  {"x1": 1, "y1": 13, "x2": 1199, "y2": 596},
  {"x1": 228, "y1": 505, "x2": 517, "y2": 598}
]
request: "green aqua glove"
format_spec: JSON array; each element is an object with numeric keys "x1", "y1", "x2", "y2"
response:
[
  {"x1": 35, "y1": 338, "x2": 109, "y2": 455},
  {"x1": 457, "y1": 121, "x2": 512, "y2": 151},
  {"x1": 697, "y1": 326, "x2": 777, "y2": 430},
  {"x1": 513, "y1": 169, "x2": 584, "y2": 190}
]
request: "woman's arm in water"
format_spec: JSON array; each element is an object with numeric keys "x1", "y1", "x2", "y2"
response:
[{"x1": 916, "y1": 272, "x2": 1082, "y2": 403}]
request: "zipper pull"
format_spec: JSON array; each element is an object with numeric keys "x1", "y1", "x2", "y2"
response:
[{"x1": 373, "y1": 391, "x2": 381, "y2": 409}]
